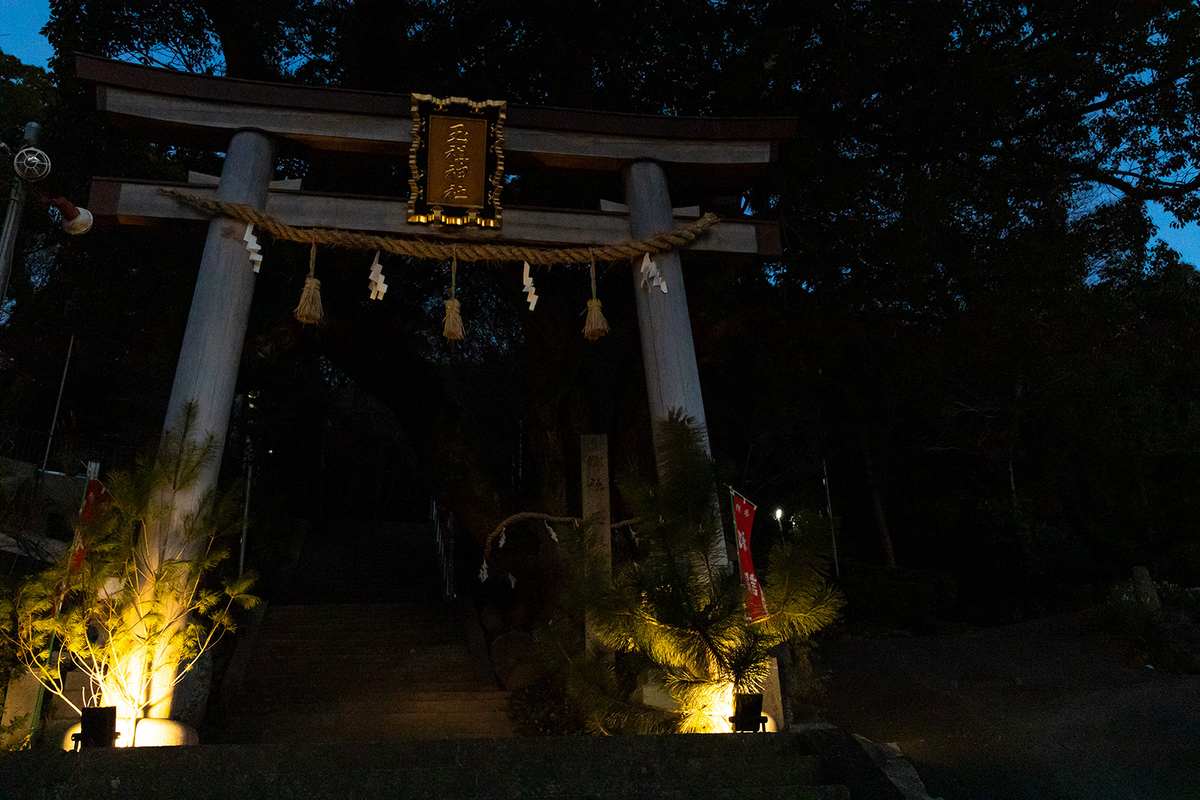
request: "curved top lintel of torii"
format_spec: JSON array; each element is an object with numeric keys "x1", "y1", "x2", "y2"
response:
[{"x1": 74, "y1": 54, "x2": 796, "y2": 182}]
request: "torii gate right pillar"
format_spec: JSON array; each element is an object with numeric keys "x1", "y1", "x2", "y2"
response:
[
  {"x1": 623, "y1": 159, "x2": 729, "y2": 567},
  {"x1": 623, "y1": 159, "x2": 711, "y2": 453}
]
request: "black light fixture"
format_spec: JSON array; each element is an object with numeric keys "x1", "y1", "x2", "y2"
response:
[
  {"x1": 73, "y1": 706, "x2": 120, "y2": 749},
  {"x1": 729, "y1": 692, "x2": 768, "y2": 732}
]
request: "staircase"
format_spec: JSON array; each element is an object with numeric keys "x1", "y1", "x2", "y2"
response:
[
  {"x1": 220, "y1": 602, "x2": 511, "y2": 743},
  {"x1": 218, "y1": 519, "x2": 512, "y2": 743},
  {"x1": 284, "y1": 520, "x2": 442, "y2": 603}
]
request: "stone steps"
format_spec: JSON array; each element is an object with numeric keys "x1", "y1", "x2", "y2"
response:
[
  {"x1": 285, "y1": 521, "x2": 440, "y2": 603},
  {"x1": 239, "y1": 691, "x2": 513, "y2": 714},
  {"x1": 4, "y1": 734, "x2": 855, "y2": 799},
  {"x1": 248, "y1": 641, "x2": 474, "y2": 660},
  {"x1": 238, "y1": 676, "x2": 486, "y2": 697},
  {"x1": 220, "y1": 709, "x2": 517, "y2": 743},
  {"x1": 265, "y1": 601, "x2": 449, "y2": 616},
  {"x1": 251, "y1": 631, "x2": 468, "y2": 647},
  {"x1": 221, "y1": 598, "x2": 512, "y2": 743},
  {"x1": 241, "y1": 657, "x2": 480, "y2": 675}
]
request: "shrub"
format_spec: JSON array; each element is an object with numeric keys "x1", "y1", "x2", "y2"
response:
[
  {"x1": 539, "y1": 411, "x2": 843, "y2": 733},
  {"x1": 0, "y1": 404, "x2": 256, "y2": 729}
]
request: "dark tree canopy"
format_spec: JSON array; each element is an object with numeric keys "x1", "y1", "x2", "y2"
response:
[{"x1": 2, "y1": 0, "x2": 1199, "y2": 621}]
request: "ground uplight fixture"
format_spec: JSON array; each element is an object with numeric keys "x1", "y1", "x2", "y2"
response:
[
  {"x1": 72, "y1": 706, "x2": 120, "y2": 749},
  {"x1": 729, "y1": 692, "x2": 768, "y2": 732}
]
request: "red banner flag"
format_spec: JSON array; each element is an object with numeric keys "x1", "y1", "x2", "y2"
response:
[
  {"x1": 731, "y1": 489, "x2": 768, "y2": 621},
  {"x1": 72, "y1": 476, "x2": 111, "y2": 568},
  {"x1": 52, "y1": 464, "x2": 108, "y2": 614},
  {"x1": 79, "y1": 479, "x2": 109, "y2": 527}
]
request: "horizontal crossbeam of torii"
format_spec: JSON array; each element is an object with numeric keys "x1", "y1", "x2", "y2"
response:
[
  {"x1": 88, "y1": 179, "x2": 782, "y2": 260},
  {"x1": 77, "y1": 55, "x2": 794, "y2": 176},
  {"x1": 75, "y1": 55, "x2": 797, "y2": 720}
]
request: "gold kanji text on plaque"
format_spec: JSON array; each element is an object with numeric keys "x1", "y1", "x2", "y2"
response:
[{"x1": 427, "y1": 115, "x2": 488, "y2": 210}]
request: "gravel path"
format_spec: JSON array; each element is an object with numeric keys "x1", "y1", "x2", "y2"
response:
[{"x1": 818, "y1": 612, "x2": 1200, "y2": 799}]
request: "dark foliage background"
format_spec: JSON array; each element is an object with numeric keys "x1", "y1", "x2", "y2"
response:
[{"x1": 3, "y1": 1, "x2": 1200, "y2": 623}]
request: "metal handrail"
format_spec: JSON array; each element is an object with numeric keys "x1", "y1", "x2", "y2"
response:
[{"x1": 432, "y1": 499, "x2": 456, "y2": 600}]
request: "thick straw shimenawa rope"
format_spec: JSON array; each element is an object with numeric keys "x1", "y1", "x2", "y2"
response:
[{"x1": 162, "y1": 189, "x2": 719, "y2": 265}]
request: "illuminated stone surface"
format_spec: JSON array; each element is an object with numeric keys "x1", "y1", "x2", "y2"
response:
[{"x1": 0, "y1": 731, "x2": 904, "y2": 799}]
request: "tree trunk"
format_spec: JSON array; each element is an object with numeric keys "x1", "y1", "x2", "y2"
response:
[
  {"x1": 202, "y1": 0, "x2": 280, "y2": 80},
  {"x1": 861, "y1": 435, "x2": 896, "y2": 569},
  {"x1": 528, "y1": 401, "x2": 568, "y2": 516},
  {"x1": 1006, "y1": 381, "x2": 1023, "y2": 512}
]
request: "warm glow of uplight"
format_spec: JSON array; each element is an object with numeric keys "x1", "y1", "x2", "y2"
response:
[
  {"x1": 711, "y1": 684, "x2": 735, "y2": 732},
  {"x1": 682, "y1": 682, "x2": 737, "y2": 733},
  {"x1": 61, "y1": 717, "x2": 197, "y2": 749},
  {"x1": 647, "y1": 678, "x2": 737, "y2": 733}
]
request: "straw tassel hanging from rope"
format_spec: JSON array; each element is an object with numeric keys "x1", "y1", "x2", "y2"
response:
[
  {"x1": 443, "y1": 249, "x2": 465, "y2": 340},
  {"x1": 294, "y1": 237, "x2": 324, "y2": 324},
  {"x1": 583, "y1": 249, "x2": 609, "y2": 340}
]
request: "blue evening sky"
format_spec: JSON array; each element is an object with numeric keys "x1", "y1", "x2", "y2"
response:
[
  {"x1": 0, "y1": 0, "x2": 54, "y2": 68},
  {"x1": 2, "y1": 1, "x2": 1196, "y2": 267}
]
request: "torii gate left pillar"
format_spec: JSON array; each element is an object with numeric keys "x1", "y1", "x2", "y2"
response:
[
  {"x1": 150, "y1": 128, "x2": 275, "y2": 719},
  {"x1": 163, "y1": 129, "x2": 275, "y2": 484}
]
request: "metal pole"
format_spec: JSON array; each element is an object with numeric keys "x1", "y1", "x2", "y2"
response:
[
  {"x1": 79, "y1": 460, "x2": 100, "y2": 511},
  {"x1": 39, "y1": 333, "x2": 74, "y2": 476},
  {"x1": 0, "y1": 122, "x2": 40, "y2": 305},
  {"x1": 823, "y1": 459, "x2": 840, "y2": 577},
  {"x1": 239, "y1": 461, "x2": 252, "y2": 577}
]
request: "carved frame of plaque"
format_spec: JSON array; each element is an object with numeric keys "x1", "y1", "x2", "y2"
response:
[{"x1": 408, "y1": 93, "x2": 506, "y2": 228}]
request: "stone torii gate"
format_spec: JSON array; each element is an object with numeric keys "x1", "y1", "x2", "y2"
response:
[{"x1": 76, "y1": 55, "x2": 794, "y2": 718}]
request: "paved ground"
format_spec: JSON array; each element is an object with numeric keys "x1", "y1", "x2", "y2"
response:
[{"x1": 818, "y1": 611, "x2": 1200, "y2": 799}]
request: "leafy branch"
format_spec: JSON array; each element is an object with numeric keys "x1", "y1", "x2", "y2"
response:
[
  {"x1": 538, "y1": 411, "x2": 843, "y2": 734},
  {"x1": 0, "y1": 402, "x2": 257, "y2": 723}
]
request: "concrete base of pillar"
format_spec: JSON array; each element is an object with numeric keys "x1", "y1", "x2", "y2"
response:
[{"x1": 762, "y1": 657, "x2": 785, "y2": 733}]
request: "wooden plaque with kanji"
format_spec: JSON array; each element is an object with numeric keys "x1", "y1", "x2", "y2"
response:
[{"x1": 408, "y1": 94, "x2": 506, "y2": 228}]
